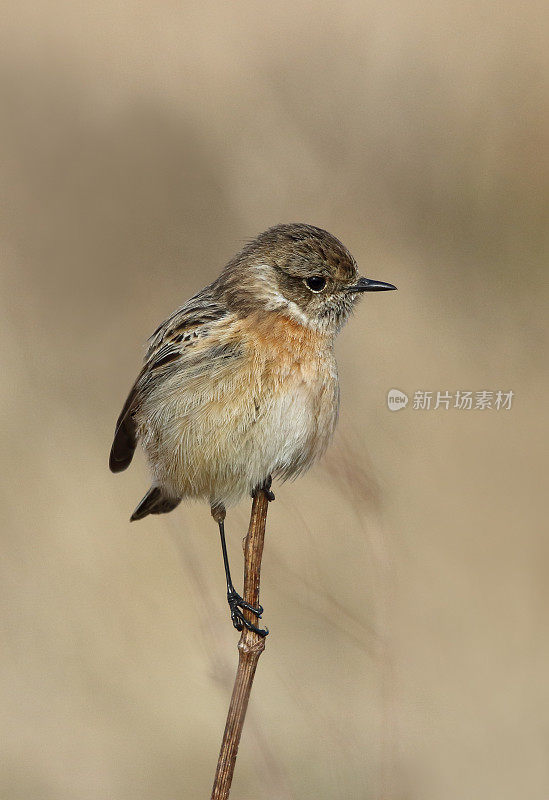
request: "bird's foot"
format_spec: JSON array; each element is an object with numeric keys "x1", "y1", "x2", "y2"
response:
[
  {"x1": 227, "y1": 589, "x2": 269, "y2": 637},
  {"x1": 253, "y1": 475, "x2": 275, "y2": 502}
]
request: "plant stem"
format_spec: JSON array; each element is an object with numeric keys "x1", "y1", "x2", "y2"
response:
[{"x1": 210, "y1": 488, "x2": 270, "y2": 800}]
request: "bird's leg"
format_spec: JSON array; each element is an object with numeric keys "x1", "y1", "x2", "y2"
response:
[{"x1": 211, "y1": 504, "x2": 268, "y2": 637}]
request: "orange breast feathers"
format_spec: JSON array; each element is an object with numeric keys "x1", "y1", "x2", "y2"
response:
[{"x1": 237, "y1": 310, "x2": 334, "y2": 386}]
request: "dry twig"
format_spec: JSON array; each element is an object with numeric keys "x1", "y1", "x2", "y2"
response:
[{"x1": 211, "y1": 488, "x2": 270, "y2": 800}]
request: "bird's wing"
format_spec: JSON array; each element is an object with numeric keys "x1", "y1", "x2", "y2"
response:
[
  {"x1": 145, "y1": 287, "x2": 228, "y2": 359},
  {"x1": 109, "y1": 288, "x2": 230, "y2": 473}
]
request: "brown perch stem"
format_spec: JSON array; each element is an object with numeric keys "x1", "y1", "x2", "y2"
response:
[{"x1": 210, "y1": 488, "x2": 270, "y2": 800}]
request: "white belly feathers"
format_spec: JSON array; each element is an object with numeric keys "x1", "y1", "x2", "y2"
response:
[{"x1": 138, "y1": 352, "x2": 338, "y2": 507}]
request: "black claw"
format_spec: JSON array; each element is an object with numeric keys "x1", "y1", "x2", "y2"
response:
[
  {"x1": 253, "y1": 476, "x2": 275, "y2": 502},
  {"x1": 228, "y1": 590, "x2": 263, "y2": 617},
  {"x1": 231, "y1": 607, "x2": 269, "y2": 637},
  {"x1": 227, "y1": 591, "x2": 269, "y2": 636},
  {"x1": 239, "y1": 596, "x2": 263, "y2": 616}
]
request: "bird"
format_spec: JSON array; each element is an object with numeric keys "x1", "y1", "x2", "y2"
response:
[{"x1": 109, "y1": 223, "x2": 396, "y2": 635}]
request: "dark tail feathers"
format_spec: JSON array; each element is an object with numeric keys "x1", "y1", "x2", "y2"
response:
[
  {"x1": 109, "y1": 413, "x2": 137, "y2": 473},
  {"x1": 130, "y1": 486, "x2": 182, "y2": 522}
]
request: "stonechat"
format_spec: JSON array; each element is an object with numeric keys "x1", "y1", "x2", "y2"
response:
[{"x1": 110, "y1": 223, "x2": 396, "y2": 634}]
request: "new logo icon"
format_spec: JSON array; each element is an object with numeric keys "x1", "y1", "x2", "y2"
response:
[{"x1": 387, "y1": 389, "x2": 409, "y2": 411}]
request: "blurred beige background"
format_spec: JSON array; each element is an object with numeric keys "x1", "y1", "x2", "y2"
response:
[{"x1": 1, "y1": 1, "x2": 547, "y2": 798}]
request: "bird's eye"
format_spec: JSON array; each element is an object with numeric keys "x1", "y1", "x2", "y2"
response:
[{"x1": 305, "y1": 275, "x2": 326, "y2": 293}]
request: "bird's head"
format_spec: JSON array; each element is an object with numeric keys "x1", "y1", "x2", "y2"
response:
[{"x1": 218, "y1": 223, "x2": 396, "y2": 334}]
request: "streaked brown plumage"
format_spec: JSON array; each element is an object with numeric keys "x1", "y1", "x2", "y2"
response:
[
  {"x1": 110, "y1": 222, "x2": 396, "y2": 517},
  {"x1": 109, "y1": 223, "x2": 396, "y2": 632}
]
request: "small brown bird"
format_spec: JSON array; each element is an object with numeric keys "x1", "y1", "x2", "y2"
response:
[{"x1": 110, "y1": 223, "x2": 396, "y2": 634}]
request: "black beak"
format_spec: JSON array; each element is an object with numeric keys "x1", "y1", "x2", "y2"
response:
[{"x1": 349, "y1": 276, "x2": 397, "y2": 292}]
